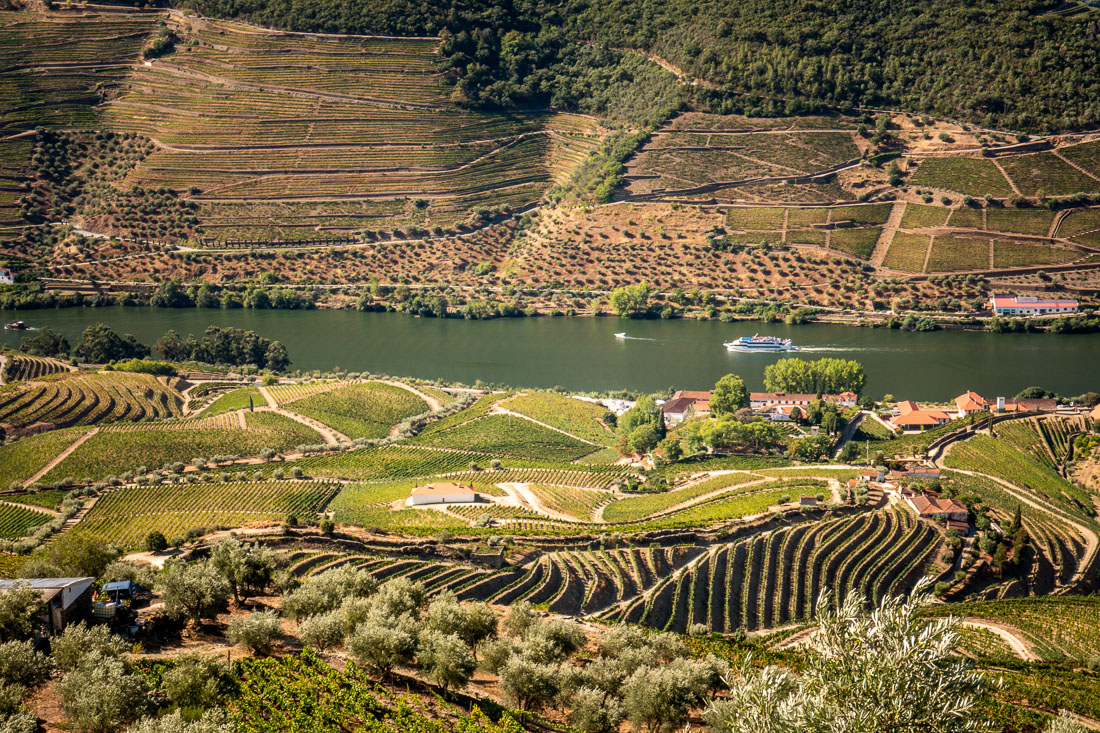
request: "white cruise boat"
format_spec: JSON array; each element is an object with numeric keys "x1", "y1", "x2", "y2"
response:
[{"x1": 724, "y1": 334, "x2": 795, "y2": 352}]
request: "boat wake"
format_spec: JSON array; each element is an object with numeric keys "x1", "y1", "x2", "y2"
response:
[{"x1": 614, "y1": 333, "x2": 657, "y2": 342}]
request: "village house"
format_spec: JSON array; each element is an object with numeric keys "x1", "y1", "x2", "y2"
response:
[
  {"x1": 0, "y1": 578, "x2": 95, "y2": 635},
  {"x1": 955, "y1": 391, "x2": 1057, "y2": 417},
  {"x1": 860, "y1": 468, "x2": 885, "y2": 483},
  {"x1": 889, "y1": 400, "x2": 952, "y2": 431},
  {"x1": 0, "y1": 268, "x2": 13, "y2": 285},
  {"x1": 954, "y1": 391, "x2": 990, "y2": 417},
  {"x1": 406, "y1": 482, "x2": 480, "y2": 506},
  {"x1": 905, "y1": 493, "x2": 968, "y2": 523},
  {"x1": 661, "y1": 390, "x2": 712, "y2": 425},
  {"x1": 760, "y1": 404, "x2": 806, "y2": 422},
  {"x1": 988, "y1": 294, "x2": 1078, "y2": 317}
]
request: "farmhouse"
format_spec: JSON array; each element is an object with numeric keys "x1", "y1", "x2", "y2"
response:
[
  {"x1": 0, "y1": 577, "x2": 94, "y2": 634},
  {"x1": 406, "y1": 482, "x2": 480, "y2": 506},
  {"x1": 905, "y1": 493, "x2": 968, "y2": 522},
  {"x1": 954, "y1": 390, "x2": 990, "y2": 417},
  {"x1": 0, "y1": 268, "x2": 13, "y2": 285},
  {"x1": 890, "y1": 400, "x2": 952, "y2": 430},
  {"x1": 860, "y1": 469, "x2": 886, "y2": 483},
  {"x1": 988, "y1": 294, "x2": 1078, "y2": 316},
  {"x1": 662, "y1": 390, "x2": 712, "y2": 425}
]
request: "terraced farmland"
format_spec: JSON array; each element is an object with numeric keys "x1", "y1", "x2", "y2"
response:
[
  {"x1": 410, "y1": 413, "x2": 598, "y2": 461},
  {"x1": 287, "y1": 382, "x2": 428, "y2": 440},
  {"x1": 1, "y1": 355, "x2": 70, "y2": 381},
  {"x1": 610, "y1": 509, "x2": 939, "y2": 632},
  {"x1": 73, "y1": 480, "x2": 339, "y2": 547},
  {"x1": 500, "y1": 393, "x2": 615, "y2": 445},
  {"x1": 41, "y1": 411, "x2": 321, "y2": 482},
  {"x1": 0, "y1": 501, "x2": 51, "y2": 538},
  {"x1": 0, "y1": 372, "x2": 182, "y2": 429},
  {"x1": 0, "y1": 428, "x2": 90, "y2": 488}
]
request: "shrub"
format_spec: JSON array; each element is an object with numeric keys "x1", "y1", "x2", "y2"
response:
[
  {"x1": 299, "y1": 609, "x2": 345, "y2": 651},
  {"x1": 143, "y1": 531, "x2": 168, "y2": 552},
  {"x1": 160, "y1": 654, "x2": 232, "y2": 709},
  {"x1": 129, "y1": 709, "x2": 234, "y2": 733},
  {"x1": 226, "y1": 610, "x2": 282, "y2": 654},
  {"x1": 52, "y1": 623, "x2": 128, "y2": 672},
  {"x1": 416, "y1": 630, "x2": 475, "y2": 695},
  {"x1": 58, "y1": 654, "x2": 148, "y2": 733},
  {"x1": 0, "y1": 585, "x2": 44, "y2": 642},
  {"x1": 0, "y1": 641, "x2": 52, "y2": 687}
]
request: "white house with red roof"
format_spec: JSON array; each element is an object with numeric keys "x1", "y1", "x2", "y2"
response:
[
  {"x1": 661, "y1": 390, "x2": 713, "y2": 425},
  {"x1": 905, "y1": 493, "x2": 968, "y2": 522},
  {"x1": 760, "y1": 404, "x2": 806, "y2": 422},
  {"x1": 989, "y1": 294, "x2": 1078, "y2": 316},
  {"x1": 406, "y1": 482, "x2": 480, "y2": 506},
  {"x1": 890, "y1": 400, "x2": 952, "y2": 430},
  {"x1": 954, "y1": 390, "x2": 991, "y2": 417}
]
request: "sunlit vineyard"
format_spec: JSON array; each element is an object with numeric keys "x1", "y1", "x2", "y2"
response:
[
  {"x1": 74, "y1": 480, "x2": 338, "y2": 547},
  {"x1": 0, "y1": 501, "x2": 50, "y2": 538},
  {"x1": 1, "y1": 355, "x2": 69, "y2": 381},
  {"x1": 288, "y1": 382, "x2": 428, "y2": 439},
  {"x1": 927, "y1": 597, "x2": 1100, "y2": 661},
  {"x1": 0, "y1": 371, "x2": 182, "y2": 429},
  {"x1": 501, "y1": 392, "x2": 616, "y2": 445}
]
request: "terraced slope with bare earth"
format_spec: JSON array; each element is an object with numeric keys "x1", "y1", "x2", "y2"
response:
[{"x1": 0, "y1": 8, "x2": 603, "y2": 249}]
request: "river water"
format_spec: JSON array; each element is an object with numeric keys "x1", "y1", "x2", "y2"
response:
[{"x1": 2, "y1": 307, "x2": 1097, "y2": 399}]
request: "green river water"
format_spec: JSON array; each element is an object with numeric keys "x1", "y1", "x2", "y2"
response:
[{"x1": 2, "y1": 307, "x2": 1098, "y2": 399}]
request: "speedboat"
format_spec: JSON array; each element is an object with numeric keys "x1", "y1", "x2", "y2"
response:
[
  {"x1": 4, "y1": 321, "x2": 27, "y2": 331},
  {"x1": 724, "y1": 334, "x2": 795, "y2": 352},
  {"x1": 614, "y1": 332, "x2": 627, "y2": 339}
]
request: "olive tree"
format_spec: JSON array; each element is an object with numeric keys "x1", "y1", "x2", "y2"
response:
[
  {"x1": 209, "y1": 538, "x2": 279, "y2": 604},
  {"x1": 703, "y1": 579, "x2": 988, "y2": 733},
  {"x1": 348, "y1": 616, "x2": 418, "y2": 680},
  {"x1": 157, "y1": 562, "x2": 230, "y2": 627},
  {"x1": 299, "y1": 609, "x2": 345, "y2": 651},
  {"x1": 226, "y1": 609, "x2": 282, "y2": 654},
  {"x1": 51, "y1": 623, "x2": 127, "y2": 672},
  {"x1": 497, "y1": 657, "x2": 559, "y2": 712},
  {"x1": 58, "y1": 654, "x2": 148, "y2": 733},
  {"x1": 282, "y1": 565, "x2": 377, "y2": 621},
  {"x1": 0, "y1": 585, "x2": 43, "y2": 642},
  {"x1": 426, "y1": 594, "x2": 496, "y2": 652},
  {"x1": 567, "y1": 686, "x2": 624, "y2": 733},
  {"x1": 160, "y1": 654, "x2": 233, "y2": 709},
  {"x1": 0, "y1": 641, "x2": 52, "y2": 688},
  {"x1": 416, "y1": 630, "x2": 475, "y2": 696}
]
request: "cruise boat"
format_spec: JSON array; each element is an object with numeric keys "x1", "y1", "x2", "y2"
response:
[{"x1": 724, "y1": 334, "x2": 795, "y2": 352}]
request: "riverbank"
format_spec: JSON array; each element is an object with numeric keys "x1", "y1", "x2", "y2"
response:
[
  {"x1": 5, "y1": 280, "x2": 1099, "y2": 335},
  {"x1": 3, "y1": 306, "x2": 1099, "y2": 398}
]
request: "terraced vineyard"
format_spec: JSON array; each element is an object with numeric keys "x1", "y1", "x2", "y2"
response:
[
  {"x1": 1, "y1": 355, "x2": 70, "y2": 381},
  {"x1": 610, "y1": 508, "x2": 940, "y2": 632},
  {"x1": 924, "y1": 596, "x2": 1100, "y2": 660},
  {"x1": 410, "y1": 413, "x2": 599, "y2": 461},
  {"x1": 0, "y1": 372, "x2": 182, "y2": 429},
  {"x1": 92, "y1": 16, "x2": 602, "y2": 242},
  {"x1": 0, "y1": 427, "x2": 90, "y2": 488},
  {"x1": 74, "y1": 480, "x2": 339, "y2": 548},
  {"x1": 501, "y1": 392, "x2": 615, "y2": 445},
  {"x1": 41, "y1": 411, "x2": 321, "y2": 482},
  {"x1": 0, "y1": 501, "x2": 51, "y2": 538},
  {"x1": 287, "y1": 382, "x2": 428, "y2": 439}
]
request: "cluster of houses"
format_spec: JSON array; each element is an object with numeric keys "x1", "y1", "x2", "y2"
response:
[
  {"x1": 889, "y1": 389, "x2": 1058, "y2": 431},
  {"x1": 847, "y1": 466, "x2": 970, "y2": 532},
  {"x1": 661, "y1": 389, "x2": 859, "y2": 425}
]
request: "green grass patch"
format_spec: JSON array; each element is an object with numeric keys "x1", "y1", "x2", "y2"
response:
[
  {"x1": 831, "y1": 204, "x2": 892, "y2": 225},
  {"x1": 0, "y1": 428, "x2": 91, "y2": 489},
  {"x1": 726, "y1": 207, "x2": 788, "y2": 230},
  {"x1": 993, "y1": 242, "x2": 1079, "y2": 268},
  {"x1": 411, "y1": 414, "x2": 597, "y2": 462},
  {"x1": 503, "y1": 393, "x2": 614, "y2": 445},
  {"x1": 947, "y1": 207, "x2": 984, "y2": 229},
  {"x1": 998, "y1": 152, "x2": 1100, "y2": 196},
  {"x1": 985, "y1": 209, "x2": 1055, "y2": 236}
]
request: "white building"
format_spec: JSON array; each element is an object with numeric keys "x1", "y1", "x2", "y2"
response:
[
  {"x1": 406, "y1": 482, "x2": 480, "y2": 506},
  {"x1": 0, "y1": 577, "x2": 94, "y2": 634},
  {"x1": 0, "y1": 269, "x2": 13, "y2": 285},
  {"x1": 989, "y1": 295, "x2": 1078, "y2": 316}
]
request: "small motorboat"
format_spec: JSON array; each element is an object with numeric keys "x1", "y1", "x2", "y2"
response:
[
  {"x1": 4, "y1": 321, "x2": 27, "y2": 331},
  {"x1": 614, "y1": 332, "x2": 627, "y2": 340}
]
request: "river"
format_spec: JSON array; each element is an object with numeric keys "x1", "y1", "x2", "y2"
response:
[{"x1": 2, "y1": 307, "x2": 1098, "y2": 399}]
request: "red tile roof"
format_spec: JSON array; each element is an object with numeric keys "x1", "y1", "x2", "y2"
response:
[
  {"x1": 990, "y1": 295, "x2": 1078, "y2": 309},
  {"x1": 954, "y1": 391, "x2": 989, "y2": 412},
  {"x1": 909, "y1": 494, "x2": 967, "y2": 516}
]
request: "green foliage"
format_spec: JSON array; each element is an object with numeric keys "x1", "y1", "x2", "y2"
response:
[
  {"x1": 226, "y1": 610, "x2": 282, "y2": 654},
  {"x1": 156, "y1": 562, "x2": 230, "y2": 625},
  {"x1": 72, "y1": 322, "x2": 149, "y2": 364},
  {"x1": 609, "y1": 283, "x2": 654, "y2": 318},
  {"x1": 763, "y1": 357, "x2": 866, "y2": 395},
  {"x1": 51, "y1": 623, "x2": 127, "y2": 673},
  {"x1": 58, "y1": 654, "x2": 148, "y2": 733},
  {"x1": 711, "y1": 374, "x2": 749, "y2": 415},
  {"x1": 289, "y1": 383, "x2": 427, "y2": 440},
  {"x1": 0, "y1": 585, "x2": 44, "y2": 642}
]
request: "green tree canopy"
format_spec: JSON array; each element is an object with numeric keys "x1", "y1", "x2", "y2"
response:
[
  {"x1": 608, "y1": 283, "x2": 654, "y2": 318},
  {"x1": 711, "y1": 373, "x2": 749, "y2": 415},
  {"x1": 763, "y1": 358, "x2": 865, "y2": 395}
]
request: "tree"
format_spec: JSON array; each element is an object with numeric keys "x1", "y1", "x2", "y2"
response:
[
  {"x1": 143, "y1": 531, "x2": 168, "y2": 552},
  {"x1": 157, "y1": 562, "x2": 230, "y2": 626},
  {"x1": 299, "y1": 609, "x2": 345, "y2": 651},
  {"x1": 25, "y1": 532, "x2": 120, "y2": 578},
  {"x1": 0, "y1": 584, "x2": 44, "y2": 642},
  {"x1": 498, "y1": 657, "x2": 559, "y2": 711},
  {"x1": 226, "y1": 610, "x2": 282, "y2": 654},
  {"x1": 348, "y1": 617, "x2": 418, "y2": 680},
  {"x1": 568, "y1": 686, "x2": 624, "y2": 733},
  {"x1": 763, "y1": 358, "x2": 866, "y2": 395},
  {"x1": 821, "y1": 411, "x2": 839, "y2": 435},
  {"x1": 426, "y1": 594, "x2": 496, "y2": 651},
  {"x1": 155, "y1": 331, "x2": 191, "y2": 361},
  {"x1": 51, "y1": 623, "x2": 127, "y2": 672},
  {"x1": 417, "y1": 630, "x2": 475, "y2": 696},
  {"x1": 72, "y1": 323, "x2": 149, "y2": 363},
  {"x1": 627, "y1": 423, "x2": 660, "y2": 454},
  {"x1": 20, "y1": 327, "x2": 69, "y2": 358},
  {"x1": 703, "y1": 579, "x2": 987, "y2": 733},
  {"x1": 282, "y1": 565, "x2": 377, "y2": 621},
  {"x1": 151, "y1": 281, "x2": 193, "y2": 308},
  {"x1": 209, "y1": 538, "x2": 278, "y2": 604},
  {"x1": 711, "y1": 373, "x2": 749, "y2": 415},
  {"x1": 608, "y1": 282, "x2": 653, "y2": 318},
  {"x1": 0, "y1": 640, "x2": 52, "y2": 688},
  {"x1": 264, "y1": 341, "x2": 290, "y2": 371},
  {"x1": 159, "y1": 654, "x2": 232, "y2": 709},
  {"x1": 58, "y1": 653, "x2": 148, "y2": 733}
]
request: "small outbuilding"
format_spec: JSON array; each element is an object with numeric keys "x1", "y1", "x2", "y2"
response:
[
  {"x1": 0, "y1": 577, "x2": 95, "y2": 635},
  {"x1": 406, "y1": 482, "x2": 480, "y2": 506}
]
